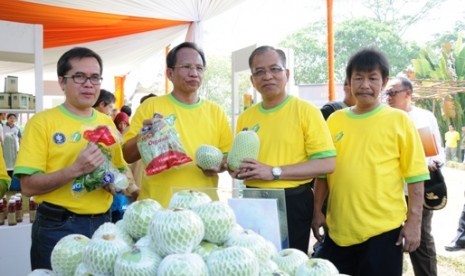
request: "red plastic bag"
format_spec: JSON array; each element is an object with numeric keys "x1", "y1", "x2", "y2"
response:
[{"x1": 137, "y1": 114, "x2": 192, "y2": 176}]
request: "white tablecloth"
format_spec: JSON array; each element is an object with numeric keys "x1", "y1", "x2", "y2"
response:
[{"x1": 0, "y1": 215, "x2": 32, "y2": 276}]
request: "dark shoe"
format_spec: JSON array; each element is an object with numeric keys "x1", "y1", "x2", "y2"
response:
[{"x1": 445, "y1": 243, "x2": 465, "y2": 251}]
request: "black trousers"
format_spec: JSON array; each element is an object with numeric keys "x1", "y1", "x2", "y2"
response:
[
  {"x1": 452, "y1": 204, "x2": 465, "y2": 246},
  {"x1": 284, "y1": 183, "x2": 313, "y2": 254}
]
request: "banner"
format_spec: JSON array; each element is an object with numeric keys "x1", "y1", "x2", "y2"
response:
[{"x1": 114, "y1": 75, "x2": 126, "y2": 109}]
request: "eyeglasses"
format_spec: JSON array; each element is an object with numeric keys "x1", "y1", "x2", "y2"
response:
[
  {"x1": 252, "y1": 66, "x2": 285, "y2": 78},
  {"x1": 384, "y1": 89, "x2": 409, "y2": 97},
  {"x1": 172, "y1": 64, "x2": 206, "y2": 74},
  {"x1": 63, "y1": 73, "x2": 103, "y2": 85}
]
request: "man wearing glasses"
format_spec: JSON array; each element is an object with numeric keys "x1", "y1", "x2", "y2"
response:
[
  {"x1": 386, "y1": 76, "x2": 444, "y2": 276},
  {"x1": 122, "y1": 42, "x2": 233, "y2": 207},
  {"x1": 229, "y1": 45, "x2": 336, "y2": 254},
  {"x1": 14, "y1": 47, "x2": 127, "y2": 270}
]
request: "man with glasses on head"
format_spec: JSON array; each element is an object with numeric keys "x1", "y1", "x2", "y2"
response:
[
  {"x1": 13, "y1": 47, "x2": 127, "y2": 270},
  {"x1": 122, "y1": 42, "x2": 233, "y2": 207},
  {"x1": 387, "y1": 76, "x2": 444, "y2": 276},
  {"x1": 229, "y1": 45, "x2": 336, "y2": 254}
]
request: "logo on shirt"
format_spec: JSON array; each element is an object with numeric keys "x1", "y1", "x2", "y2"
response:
[
  {"x1": 334, "y1": 131, "x2": 344, "y2": 142},
  {"x1": 53, "y1": 133, "x2": 66, "y2": 144},
  {"x1": 70, "y1": 132, "x2": 82, "y2": 143}
]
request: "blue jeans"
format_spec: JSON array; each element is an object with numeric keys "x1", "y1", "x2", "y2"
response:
[{"x1": 31, "y1": 205, "x2": 110, "y2": 270}]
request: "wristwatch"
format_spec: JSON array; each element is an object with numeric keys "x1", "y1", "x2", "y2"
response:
[{"x1": 272, "y1": 167, "x2": 282, "y2": 181}]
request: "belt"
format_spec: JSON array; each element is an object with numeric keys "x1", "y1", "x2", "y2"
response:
[
  {"x1": 37, "y1": 202, "x2": 109, "y2": 221},
  {"x1": 246, "y1": 183, "x2": 310, "y2": 196}
]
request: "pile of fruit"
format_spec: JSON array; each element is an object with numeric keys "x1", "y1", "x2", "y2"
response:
[{"x1": 30, "y1": 190, "x2": 340, "y2": 276}]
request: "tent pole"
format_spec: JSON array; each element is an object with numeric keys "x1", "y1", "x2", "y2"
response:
[{"x1": 327, "y1": 0, "x2": 335, "y2": 101}]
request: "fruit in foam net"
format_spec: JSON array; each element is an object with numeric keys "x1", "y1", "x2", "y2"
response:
[
  {"x1": 122, "y1": 198, "x2": 162, "y2": 241},
  {"x1": 295, "y1": 258, "x2": 339, "y2": 276},
  {"x1": 225, "y1": 229, "x2": 272, "y2": 265},
  {"x1": 195, "y1": 144, "x2": 224, "y2": 170},
  {"x1": 51, "y1": 234, "x2": 90, "y2": 276},
  {"x1": 148, "y1": 207, "x2": 205, "y2": 257},
  {"x1": 272, "y1": 248, "x2": 309, "y2": 275},
  {"x1": 227, "y1": 127, "x2": 260, "y2": 171},
  {"x1": 92, "y1": 222, "x2": 134, "y2": 246},
  {"x1": 157, "y1": 253, "x2": 208, "y2": 276},
  {"x1": 192, "y1": 201, "x2": 236, "y2": 244},
  {"x1": 114, "y1": 246, "x2": 162, "y2": 276},
  {"x1": 207, "y1": 245, "x2": 260, "y2": 275},
  {"x1": 168, "y1": 189, "x2": 212, "y2": 209},
  {"x1": 83, "y1": 233, "x2": 131, "y2": 276}
]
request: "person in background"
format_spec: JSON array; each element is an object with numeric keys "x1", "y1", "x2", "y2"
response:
[
  {"x1": 120, "y1": 105, "x2": 132, "y2": 117},
  {"x1": 0, "y1": 146, "x2": 11, "y2": 198},
  {"x1": 460, "y1": 126, "x2": 465, "y2": 162},
  {"x1": 387, "y1": 76, "x2": 445, "y2": 276},
  {"x1": 312, "y1": 48, "x2": 429, "y2": 275},
  {"x1": 13, "y1": 47, "x2": 127, "y2": 270},
  {"x1": 0, "y1": 113, "x2": 6, "y2": 126},
  {"x1": 3, "y1": 113, "x2": 22, "y2": 177},
  {"x1": 92, "y1": 89, "x2": 115, "y2": 116},
  {"x1": 140, "y1": 93, "x2": 157, "y2": 104},
  {"x1": 114, "y1": 112, "x2": 130, "y2": 134},
  {"x1": 230, "y1": 45, "x2": 336, "y2": 254},
  {"x1": 320, "y1": 79, "x2": 356, "y2": 120},
  {"x1": 122, "y1": 42, "x2": 233, "y2": 207},
  {"x1": 445, "y1": 124, "x2": 460, "y2": 162}
]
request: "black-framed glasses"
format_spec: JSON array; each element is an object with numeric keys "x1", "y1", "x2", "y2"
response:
[
  {"x1": 63, "y1": 73, "x2": 103, "y2": 85},
  {"x1": 172, "y1": 64, "x2": 206, "y2": 74},
  {"x1": 384, "y1": 89, "x2": 409, "y2": 97},
  {"x1": 252, "y1": 66, "x2": 285, "y2": 78}
]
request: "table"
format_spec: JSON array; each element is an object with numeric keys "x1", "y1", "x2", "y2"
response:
[{"x1": 0, "y1": 214, "x2": 32, "y2": 276}]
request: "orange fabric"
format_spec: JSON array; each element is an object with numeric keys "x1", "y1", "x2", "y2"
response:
[
  {"x1": 0, "y1": 1, "x2": 189, "y2": 48},
  {"x1": 114, "y1": 75, "x2": 126, "y2": 109}
]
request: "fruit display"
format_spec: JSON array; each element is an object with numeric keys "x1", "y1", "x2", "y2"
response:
[
  {"x1": 195, "y1": 144, "x2": 224, "y2": 170},
  {"x1": 41, "y1": 192, "x2": 340, "y2": 275},
  {"x1": 227, "y1": 127, "x2": 260, "y2": 171},
  {"x1": 168, "y1": 189, "x2": 212, "y2": 209}
]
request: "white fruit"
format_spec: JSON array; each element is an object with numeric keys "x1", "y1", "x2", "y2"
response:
[
  {"x1": 225, "y1": 229, "x2": 271, "y2": 264},
  {"x1": 192, "y1": 201, "x2": 236, "y2": 244},
  {"x1": 27, "y1": 269, "x2": 54, "y2": 276},
  {"x1": 93, "y1": 222, "x2": 134, "y2": 246},
  {"x1": 83, "y1": 233, "x2": 131, "y2": 275},
  {"x1": 134, "y1": 235, "x2": 157, "y2": 252},
  {"x1": 122, "y1": 199, "x2": 162, "y2": 240},
  {"x1": 114, "y1": 246, "x2": 162, "y2": 276},
  {"x1": 73, "y1": 262, "x2": 92, "y2": 276},
  {"x1": 227, "y1": 129, "x2": 260, "y2": 171},
  {"x1": 51, "y1": 234, "x2": 89, "y2": 276},
  {"x1": 259, "y1": 258, "x2": 280, "y2": 275},
  {"x1": 272, "y1": 248, "x2": 309, "y2": 275},
  {"x1": 157, "y1": 253, "x2": 208, "y2": 276},
  {"x1": 148, "y1": 208, "x2": 205, "y2": 257},
  {"x1": 168, "y1": 190, "x2": 212, "y2": 209},
  {"x1": 207, "y1": 246, "x2": 259, "y2": 276},
  {"x1": 295, "y1": 258, "x2": 339, "y2": 276},
  {"x1": 192, "y1": 241, "x2": 220, "y2": 260},
  {"x1": 195, "y1": 144, "x2": 224, "y2": 170}
]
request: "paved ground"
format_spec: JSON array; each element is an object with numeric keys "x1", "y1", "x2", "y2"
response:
[{"x1": 432, "y1": 167, "x2": 465, "y2": 257}]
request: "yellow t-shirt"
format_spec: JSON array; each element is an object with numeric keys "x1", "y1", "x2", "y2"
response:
[
  {"x1": 123, "y1": 93, "x2": 233, "y2": 207},
  {"x1": 326, "y1": 105, "x2": 429, "y2": 246},
  {"x1": 445, "y1": 130, "x2": 460, "y2": 148},
  {"x1": 0, "y1": 146, "x2": 11, "y2": 195},
  {"x1": 236, "y1": 95, "x2": 336, "y2": 188},
  {"x1": 14, "y1": 105, "x2": 126, "y2": 214}
]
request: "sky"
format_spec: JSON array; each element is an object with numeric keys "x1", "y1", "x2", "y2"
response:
[{"x1": 201, "y1": 0, "x2": 465, "y2": 54}]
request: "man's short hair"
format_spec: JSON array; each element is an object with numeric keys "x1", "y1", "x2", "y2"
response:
[
  {"x1": 248, "y1": 46, "x2": 287, "y2": 69},
  {"x1": 346, "y1": 48, "x2": 389, "y2": 83},
  {"x1": 57, "y1": 47, "x2": 103, "y2": 77},
  {"x1": 166, "y1": 42, "x2": 206, "y2": 69}
]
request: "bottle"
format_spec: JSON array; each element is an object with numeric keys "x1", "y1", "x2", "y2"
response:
[
  {"x1": 0, "y1": 200, "x2": 5, "y2": 225},
  {"x1": 2, "y1": 195, "x2": 7, "y2": 220},
  {"x1": 29, "y1": 197, "x2": 37, "y2": 223},
  {"x1": 7, "y1": 199, "x2": 16, "y2": 226},
  {"x1": 14, "y1": 196, "x2": 23, "y2": 223}
]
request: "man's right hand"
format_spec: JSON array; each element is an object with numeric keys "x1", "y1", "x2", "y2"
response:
[{"x1": 74, "y1": 143, "x2": 105, "y2": 176}]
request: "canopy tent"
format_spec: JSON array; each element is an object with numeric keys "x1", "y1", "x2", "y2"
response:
[{"x1": 0, "y1": 0, "x2": 244, "y2": 82}]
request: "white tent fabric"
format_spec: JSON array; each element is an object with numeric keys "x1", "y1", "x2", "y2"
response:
[{"x1": 1, "y1": 0, "x2": 243, "y2": 81}]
